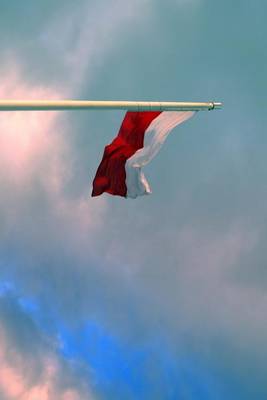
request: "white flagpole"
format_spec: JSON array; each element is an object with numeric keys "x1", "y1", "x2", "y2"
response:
[{"x1": 0, "y1": 100, "x2": 222, "y2": 111}]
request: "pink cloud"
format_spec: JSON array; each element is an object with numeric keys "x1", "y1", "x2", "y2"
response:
[
  {"x1": 0, "y1": 64, "x2": 107, "y2": 238},
  {"x1": 0, "y1": 327, "x2": 94, "y2": 400},
  {"x1": 0, "y1": 66, "x2": 65, "y2": 186}
]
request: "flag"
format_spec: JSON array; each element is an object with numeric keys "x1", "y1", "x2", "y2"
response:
[{"x1": 92, "y1": 110, "x2": 195, "y2": 198}]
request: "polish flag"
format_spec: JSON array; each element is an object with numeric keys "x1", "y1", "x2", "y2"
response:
[{"x1": 92, "y1": 111, "x2": 195, "y2": 198}]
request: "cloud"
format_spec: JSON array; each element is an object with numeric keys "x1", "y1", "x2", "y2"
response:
[
  {"x1": 14, "y1": 0, "x2": 152, "y2": 94},
  {"x1": 0, "y1": 0, "x2": 155, "y2": 329},
  {"x1": 0, "y1": 58, "x2": 265, "y2": 398},
  {"x1": 0, "y1": 294, "x2": 95, "y2": 400},
  {"x1": 0, "y1": 65, "x2": 64, "y2": 186},
  {"x1": 0, "y1": 0, "x2": 267, "y2": 398}
]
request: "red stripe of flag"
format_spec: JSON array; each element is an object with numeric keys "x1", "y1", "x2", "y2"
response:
[{"x1": 92, "y1": 111, "x2": 161, "y2": 197}]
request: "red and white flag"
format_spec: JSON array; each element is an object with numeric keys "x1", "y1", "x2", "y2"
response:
[{"x1": 92, "y1": 110, "x2": 195, "y2": 198}]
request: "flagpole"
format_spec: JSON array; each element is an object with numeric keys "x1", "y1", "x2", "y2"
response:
[{"x1": 0, "y1": 100, "x2": 222, "y2": 112}]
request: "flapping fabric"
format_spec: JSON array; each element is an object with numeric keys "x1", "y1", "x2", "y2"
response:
[{"x1": 92, "y1": 111, "x2": 195, "y2": 198}]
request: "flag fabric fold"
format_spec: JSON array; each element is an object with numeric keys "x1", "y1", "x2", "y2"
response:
[{"x1": 92, "y1": 110, "x2": 195, "y2": 198}]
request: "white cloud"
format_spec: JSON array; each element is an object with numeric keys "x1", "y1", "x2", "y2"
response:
[{"x1": 38, "y1": 0, "x2": 150, "y2": 93}]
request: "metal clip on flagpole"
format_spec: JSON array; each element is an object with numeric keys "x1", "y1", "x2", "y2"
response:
[{"x1": 0, "y1": 100, "x2": 222, "y2": 112}]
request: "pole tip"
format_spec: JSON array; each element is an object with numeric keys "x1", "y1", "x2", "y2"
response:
[{"x1": 212, "y1": 102, "x2": 222, "y2": 109}]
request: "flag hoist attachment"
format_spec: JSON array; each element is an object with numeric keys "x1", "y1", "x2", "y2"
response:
[{"x1": 0, "y1": 100, "x2": 222, "y2": 111}]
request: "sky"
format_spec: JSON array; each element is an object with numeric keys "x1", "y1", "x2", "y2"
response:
[{"x1": 0, "y1": 0, "x2": 266, "y2": 399}]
